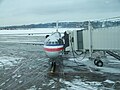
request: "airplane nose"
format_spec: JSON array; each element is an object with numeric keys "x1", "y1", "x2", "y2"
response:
[{"x1": 45, "y1": 51, "x2": 59, "y2": 58}]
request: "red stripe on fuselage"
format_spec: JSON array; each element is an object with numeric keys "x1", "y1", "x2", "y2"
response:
[{"x1": 44, "y1": 47, "x2": 63, "y2": 52}]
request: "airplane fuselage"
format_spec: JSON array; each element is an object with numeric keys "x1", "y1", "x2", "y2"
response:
[{"x1": 44, "y1": 32, "x2": 64, "y2": 59}]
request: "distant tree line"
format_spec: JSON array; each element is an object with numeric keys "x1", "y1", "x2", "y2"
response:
[{"x1": 0, "y1": 21, "x2": 120, "y2": 30}]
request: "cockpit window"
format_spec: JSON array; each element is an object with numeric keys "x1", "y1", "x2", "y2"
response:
[
  {"x1": 52, "y1": 42, "x2": 54, "y2": 44},
  {"x1": 58, "y1": 39, "x2": 63, "y2": 44},
  {"x1": 46, "y1": 42, "x2": 48, "y2": 45},
  {"x1": 46, "y1": 40, "x2": 63, "y2": 45},
  {"x1": 55, "y1": 41, "x2": 58, "y2": 44},
  {"x1": 49, "y1": 42, "x2": 51, "y2": 44}
]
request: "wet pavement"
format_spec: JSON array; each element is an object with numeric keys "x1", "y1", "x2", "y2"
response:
[{"x1": 0, "y1": 34, "x2": 120, "y2": 90}]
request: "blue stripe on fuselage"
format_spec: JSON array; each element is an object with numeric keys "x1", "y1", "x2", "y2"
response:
[{"x1": 46, "y1": 44, "x2": 64, "y2": 46}]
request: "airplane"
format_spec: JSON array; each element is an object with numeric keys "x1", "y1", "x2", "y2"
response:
[
  {"x1": 43, "y1": 23, "x2": 64, "y2": 73},
  {"x1": 44, "y1": 32, "x2": 64, "y2": 58}
]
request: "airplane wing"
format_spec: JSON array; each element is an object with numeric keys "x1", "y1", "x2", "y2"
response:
[
  {"x1": 0, "y1": 32, "x2": 64, "y2": 46},
  {"x1": 20, "y1": 41, "x2": 44, "y2": 45}
]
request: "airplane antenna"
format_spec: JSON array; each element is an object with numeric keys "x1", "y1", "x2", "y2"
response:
[{"x1": 56, "y1": 21, "x2": 59, "y2": 32}]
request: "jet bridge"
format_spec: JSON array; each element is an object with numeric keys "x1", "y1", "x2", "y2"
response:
[
  {"x1": 65, "y1": 26, "x2": 120, "y2": 52},
  {"x1": 64, "y1": 26, "x2": 120, "y2": 67}
]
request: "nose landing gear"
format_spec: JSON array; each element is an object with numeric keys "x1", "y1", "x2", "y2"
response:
[{"x1": 50, "y1": 62, "x2": 56, "y2": 73}]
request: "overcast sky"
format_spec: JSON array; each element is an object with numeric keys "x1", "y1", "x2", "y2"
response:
[{"x1": 0, "y1": 0, "x2": 120, "y2": 26}]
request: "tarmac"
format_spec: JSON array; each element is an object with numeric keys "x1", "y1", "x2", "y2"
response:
[{"x1": 0, "y1": 34, "x2": 120, "y2": 90}]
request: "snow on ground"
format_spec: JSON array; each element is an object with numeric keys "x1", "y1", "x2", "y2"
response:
[
  {"x1": 61, "y1": 79, "x2": 101, "y2": 90},
  {"x1": 68, "y1": 56, "x2": 120, "y2": 74},
  {"x1": 0, "y1": 28, "x2": 81, "y2": 35},
  {"x1": 0, "y1": 41, "x2": 44, "y2": 45},
  {"x1": 26, "y1": 78, "x2": 103, "y2": 90},
  {"x1": 104, "y1": 79, "x2": 115, "y2": 84},
  {"x1": 26, "y1": 85, "x2": 40, "y2": 90},
  {"x1": 0, "y1": 56, "x2": 23, "y2": 68},
  {"x1": 0, "y1": 29, "x2": 120, "y2": 90}
]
